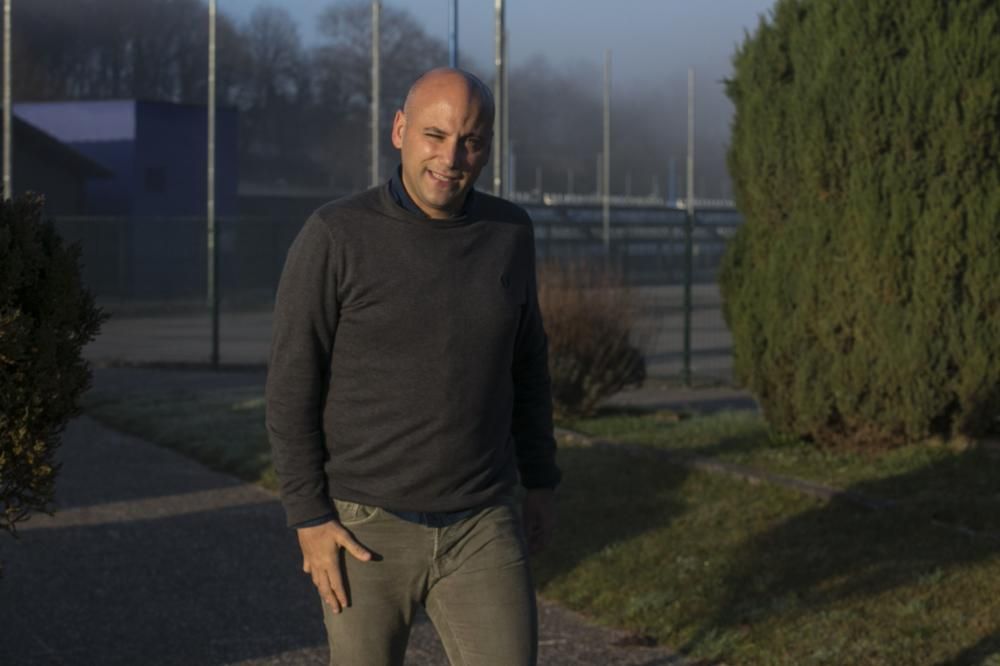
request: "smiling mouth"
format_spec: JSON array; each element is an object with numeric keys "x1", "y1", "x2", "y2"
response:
[{"x1": 427, "y1": 170, "x2": 460, "y2": 184}]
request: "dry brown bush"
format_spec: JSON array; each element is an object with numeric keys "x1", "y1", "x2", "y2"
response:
[{"x1": 537, "y1": 260, "x2": 646, "y2": 418}]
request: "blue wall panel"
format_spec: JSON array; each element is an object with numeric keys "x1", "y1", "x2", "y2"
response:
[
  {"x1": 71, "y1": 139, "x2": 135, "y2": 215},
  {"x1": 135, "y1": 101, "x2": 238, "y2": 217}
]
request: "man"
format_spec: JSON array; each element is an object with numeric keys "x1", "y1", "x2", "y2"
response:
[{"x1": 265, "y1": 68, "x2": 560, "y2": 666}]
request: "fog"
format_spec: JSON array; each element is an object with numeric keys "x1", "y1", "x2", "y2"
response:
[
  {"x1": 15, "y1": 0, "x2": 777, "y2": 200},
  {"x1": 225, "y1": 0, "x2": 777, "y2": 199}
]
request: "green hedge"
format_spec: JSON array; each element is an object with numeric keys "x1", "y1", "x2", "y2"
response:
[
  {"x1": 721, "y1": 0, "x2": 1000, "y2": 447},
  {"x1": 1, "y1": 195, "x2": 105, "y2": 536}
]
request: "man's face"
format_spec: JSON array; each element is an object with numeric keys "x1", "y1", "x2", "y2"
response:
[{"x1": 391, "y1": 82, "x2": 491, "y2": 219}]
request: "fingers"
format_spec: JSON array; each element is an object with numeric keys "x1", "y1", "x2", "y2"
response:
[
  {"x1": 300, "y1": 523, "x2": 371, "y2": 614},
  {"x1": 310, "y1": 566, "x2": 340, "y2": 612},
  {"x1": 325, "y1": 567, "x2": 348, "y2": 613},
  {"x1": 309, "y1": 563, "x2": 347, "y2": 613},
  {"x1": 310, "y1": 560, "x2": 347, "y2": 613},
  {"x1": 329, "y1": 563, "x2": 350, "y2": 610},
  {"x1": 335, "y1": 528, "x2": 373, "y2": 563}
]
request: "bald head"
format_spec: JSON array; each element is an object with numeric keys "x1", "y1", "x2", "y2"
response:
[
  {"x1": 390, "y1": 67, "x2": 495, "y2": 219},
  {"x1": 402, "y1": 68, "x2": 495, "y2": 130}
]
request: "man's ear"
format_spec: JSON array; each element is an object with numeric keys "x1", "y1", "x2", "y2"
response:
[{"x1": 391, "y1": 110, "x2": 406, "y2": 149}]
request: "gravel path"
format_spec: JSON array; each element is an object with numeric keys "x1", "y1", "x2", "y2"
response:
[{"x1": 1, "y1": 413, "x2": 687, "y2": 665}]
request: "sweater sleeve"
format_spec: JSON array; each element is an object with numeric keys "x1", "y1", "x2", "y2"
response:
[
  {"x1": 266, "y1": 215, "x2": 340, "y2": 526},
  {"x1": 511, "y1": 224, "x2": 562, "y2": 490}
]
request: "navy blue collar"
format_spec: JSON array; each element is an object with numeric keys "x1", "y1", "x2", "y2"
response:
[{"x1": 388, "y1": 165, "x2": 475, "y2": 218}]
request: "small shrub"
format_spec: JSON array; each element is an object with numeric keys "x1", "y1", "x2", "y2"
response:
[
  {"x1": 538, "y1": 260, "x2": 645, "y2": 418},
  {"x1": 0, "y1": 194, "x2": 105, "y2": 541}
]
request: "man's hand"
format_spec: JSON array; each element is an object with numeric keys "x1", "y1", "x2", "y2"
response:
[
  {"x1": 521, "y1": 488, "x2": 556, "y2": 555},
  {"x1": 297, "y1": 520, "x2": 372, "y2": 613}
]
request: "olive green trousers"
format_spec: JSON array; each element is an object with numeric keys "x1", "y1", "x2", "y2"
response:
[{"x1": 322, "y1": 498, "x2": 537, "y2": 666}]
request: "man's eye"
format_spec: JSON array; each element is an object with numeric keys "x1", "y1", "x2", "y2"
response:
[{"x1": 426, "y1": 133, "x2": 444, "y2": 140}]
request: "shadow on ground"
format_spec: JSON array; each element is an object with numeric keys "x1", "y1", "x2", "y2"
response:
[
  {"x1": 532, "y1": 441, "x2": 692, "y2": 603},
  {"x1": 0, "y1": 419, "x2": 331, "y2": 666},
  {"x1": 682, "y1": 447, "x2": 1000, "y2": 663},
  {"x1": 934, "y1": 633, "x2": 1000, "y2": 666}
]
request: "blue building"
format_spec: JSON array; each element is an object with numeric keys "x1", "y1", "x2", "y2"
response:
[
  {"x1": 11, "y1": 114, "x2": 110, "y2": 215},
  {"x1": 13, "y1": 100, "x2": 239, "y2": 301},
  {"x1": 14, "y1": 99, "x2": 238, "y2": 217}
]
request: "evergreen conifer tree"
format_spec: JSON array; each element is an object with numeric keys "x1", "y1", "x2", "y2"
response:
[{"x1": 721, "y1": 0, "x2": 1000, "y2": 447}]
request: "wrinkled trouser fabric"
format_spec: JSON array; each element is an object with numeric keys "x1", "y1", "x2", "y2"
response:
[{"x1": 321, "y1": 498, "x2": 537, "y2": 666}]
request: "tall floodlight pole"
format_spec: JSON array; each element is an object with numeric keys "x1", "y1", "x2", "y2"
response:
[
  {"x1": 3, "y1": 0, "x2": 11, "y2": 200},
  {"x1": 207, "y1": 0, "x2": 219, "y2": 367},
  {"x1": 492, "y1": 0, "x2": 504, "y2": 196},
  {"x1": 502, "y1": 27, "x2": 510, "y2": 197},
  {"x1": 683, "y1": 67, "x2": 696, "y2": 387},
  {"x1": 602, "y1": 49, "x2": 612, "y2": 252},
  {"x1": 371, "y1": 0, "x2": 381, "y2": 187},
  {"x1": 687, "y1": 69, "x2": 695, "y2": 218},
  {"x1": 448, "y1": 0, "x2": 458, "y2": 68}
]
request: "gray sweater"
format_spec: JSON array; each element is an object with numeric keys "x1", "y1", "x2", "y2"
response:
[{"x1": 265, "y1": 184, "x2": 560, "y2": 527}]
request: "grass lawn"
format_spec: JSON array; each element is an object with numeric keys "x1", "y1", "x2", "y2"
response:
[{"x1": 84, "y1": 386, "x2": 1000, "y2": 666}]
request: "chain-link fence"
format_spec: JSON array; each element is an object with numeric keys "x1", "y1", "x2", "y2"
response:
[{"x1": 55, "y1": 206, "x2": 741, "y2": 384}]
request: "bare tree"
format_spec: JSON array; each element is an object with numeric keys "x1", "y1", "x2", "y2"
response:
[
  {"x1": 12, "y1": 0, "x2": 243, "y2": 105},
  {"x1": 310, "y1": 1, "x2": 448, "y2": 191},
  {"x1": 243, "y1": 6, "x2": 306, "y2": 111},
  {"x1": 12, "y1": 0, "x2": 93, "y2": 99},
  {"x1": 235, "y1": 5, "x2": 320, "y2": 185}
]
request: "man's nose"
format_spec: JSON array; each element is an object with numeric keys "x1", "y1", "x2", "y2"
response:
[{"x1": 442, "y1": 138, "x2": 463, "y2": 168}]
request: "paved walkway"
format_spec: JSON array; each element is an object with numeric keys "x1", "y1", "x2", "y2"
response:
[{"x1": 1, "y1": 405, "x2": 694, "y2": 664}]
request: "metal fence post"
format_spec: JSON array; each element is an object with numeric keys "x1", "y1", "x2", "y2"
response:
[
  {"x1": 207, "y1": 0, "x2": 220, "y2": 368},
  {"x1": 602, "y1": 49, "x2": 611, "y2": 253},
  {"x1": 117, "y1": 218, "x2": 128, "y2": 301},
  {"x1": 492, "y1": 0, "x2": 504, "y2": 196},
  {"x1": 682, "y1": 67, "x2": 695, "y2": 387},
  {"x1": 448, "y1": 0, "x2": 458, "y2": 68},
  {"x1": 683, "y1": 210, "x2": 693, "y2": 386},
  {"x1": 371, "y1": 0, "x2": 380, "y2": 187},
  {"x1": 2, "y1": 0, "x2": 10, "y2": 200}
]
